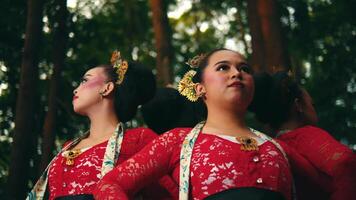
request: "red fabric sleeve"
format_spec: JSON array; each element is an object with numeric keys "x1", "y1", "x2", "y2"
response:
[
  {"x1": 293, "y1": 127, "x2": 354, "y2": 174},
  {"x1": 135, "y1": 127, "x2": 158, "y2": 147},
  {"x1": 134, "y1": 127, "x2": 179, "y2": 199},
  {"x1": 158, "y1": 175, "x2": 179, "y2": 199},
  {"x1": 276, "y1": 140, "x2": 320, "y2": 182},
  {"x1": 278, "y1": 126, "x2": 356, "y2": 200},
  {"x1": 93, "y1": 128, "x2": 187, "y2": 200},
  {"x1": 330, "y1": 157, "x2": 356, "y2": 200},
  {"x1": 277, "y1": 140, "x2": 332, "y2": 199}
]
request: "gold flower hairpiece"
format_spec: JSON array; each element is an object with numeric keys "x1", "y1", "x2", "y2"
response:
[
  {"x1": 178, "y1": 53, "x2": 206, "y2": 102},
  {"x1": 110, "y1": 50, "x2": 128, "y2": 85},
  {"x1": 178, "y1": 70, "x2": 199, "y2": 102},
  {"x1": 186, "y1": 53, "x2": 206, "y2": 69}
]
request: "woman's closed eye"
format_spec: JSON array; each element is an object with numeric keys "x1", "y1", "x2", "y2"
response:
[{"x1": 80, "y1": 77, "x2": 88, "y2": 84}]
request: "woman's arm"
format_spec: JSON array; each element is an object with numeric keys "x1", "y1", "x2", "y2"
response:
[
  {"x1": 94, "y1": 129, "x2": 186, "y2": 199},
  {"x1": 277, "y1": 140, "x2": 320, "y2": 182},
  {"x1": 291, "y1": 127, "x2": 356, "y2": 199}
]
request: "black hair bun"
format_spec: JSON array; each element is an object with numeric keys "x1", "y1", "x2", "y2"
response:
[
  {"x1": 248, "y1": 72, "x2": 274, "y2": 123},
  {"x1": 115, "y1": 62, "x2": 156, "y2": 122},
  {"x1": 141, "y1": 87, "x2": 205, "y2": 134},
  {"x1": 249, "y1": 71, "x2": 302, "y2": 130}
]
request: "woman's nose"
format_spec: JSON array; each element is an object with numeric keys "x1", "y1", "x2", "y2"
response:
[{"x1": 231, "y1": 67, "x2": 242, "y2": 79}]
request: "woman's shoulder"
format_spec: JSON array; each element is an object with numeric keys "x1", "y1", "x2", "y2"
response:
[
  {"x1": 290, "y1": 125, "x2": 341, "y2": 143},
  {"x1": 296, "y1": 125, "x2": 329, "y2": 134},
  {"x1": 124, "y1": 127, "x2": 158, "y2": 145},
  {"x1": 278, "y1": 125, "x2": 330, "y2": 140},
  {"x1": 281, "y1": 125, "x2": 354, "y2": 157},
  {"x1": 165, "y1": 127, "x2": 193, "y2": 134},
  {"x1": 161, "y1": 127, "x2": 192, "y2": 137},
  {"x1": 152, "y1": 127, "x2": 193, "y2": 145},
  {"x1": 125, "y1": 127, "x2": 157, "y2": 137},
  {"x1": 123, "y1": 127, "x2": 193, "y2": 146}
]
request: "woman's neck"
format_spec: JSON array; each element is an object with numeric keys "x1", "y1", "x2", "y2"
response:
[
  {"x1": 87, "y1": 109, "x2": 119, "y2": 142},
  {"x1": 204, "y1": 106, "x2": 251, "y2": 137}
]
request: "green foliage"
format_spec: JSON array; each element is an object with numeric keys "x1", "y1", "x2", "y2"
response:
[
  {"x1": 0, "y1": 0, "x2": 26, "y2": 196},
  {"x1": 279, "y1": 0, "x2": 356, "y2": 144}
]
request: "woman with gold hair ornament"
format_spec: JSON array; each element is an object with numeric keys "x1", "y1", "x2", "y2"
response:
[
  {"x1": 94, "y1": 48, "x2": 295, "y2": 200},
  {"x1": 27, "y1": 51, "x2": 176, "y2": 200}
]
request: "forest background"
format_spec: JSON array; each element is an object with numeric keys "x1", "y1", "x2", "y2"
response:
[{"x1": 0, "y1": 0, "x2": 355, "y2": 198}]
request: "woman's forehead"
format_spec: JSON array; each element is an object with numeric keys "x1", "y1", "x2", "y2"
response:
[
  {"x1": 84, "y1": 67, "x2": 105, "y2": 76},
  {"x1": 208, "y1": 50, "x2": 245, "y2": 64}
]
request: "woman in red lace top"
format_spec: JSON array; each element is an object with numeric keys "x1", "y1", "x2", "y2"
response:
[
  {"x1": 27, "y1": 52, "x2": 174, "y2": 200},
  {"x1": 249, "y1": 71, "x2": 356, "y2": 200},
  {"x1": 94, "y1": 48, "x2": 293, "y2": 200}
]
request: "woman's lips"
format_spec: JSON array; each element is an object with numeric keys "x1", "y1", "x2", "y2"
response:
[{"x1": 228, "y1": 81, "x2": 244, "y2": 88}]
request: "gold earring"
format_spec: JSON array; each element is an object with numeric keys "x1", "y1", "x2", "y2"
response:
[
  {"x1": 99, "y1": 91, "x2": 105, "y2": 99},
  {"x1": 199, "y1": 92, "x2": 206, "y2": 99}
]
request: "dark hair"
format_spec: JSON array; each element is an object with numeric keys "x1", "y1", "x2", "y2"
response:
[
  {"x1": 248, "y1": 71, "x2": 303, "y2": 130},
  {"x1": 141, "y1": 87, "x2": 206, "y2": 134},
  {"x1": 99, "y1": 62, "x2": 156, "y2": 122}
]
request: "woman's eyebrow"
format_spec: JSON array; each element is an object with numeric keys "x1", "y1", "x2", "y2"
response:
[
  {"x1": 83, "y1": 74, "x2": 92, "y2": 78},
  {"x1": 214, "y1": 60, "x2": 230, "y2": 66}
]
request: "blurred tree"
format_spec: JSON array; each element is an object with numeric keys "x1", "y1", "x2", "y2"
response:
[
  {"x1": 278, "y1": 0, "x2": 356, "y2": 144},
  {"x1": 0, "y1": 0, "x2": 26, "y2": 195},
  {"x1": 247, "y1": 0, "x2": 266, "y2": 72},
  {"x1": 248, "y1": 0, "x2": 291, "y2": 72},
  {"x1": 149, "y1": 0, "x2": 174, "y2": 86},
  {"x1": 6, "y1": 0, "x2": 44, "y2": 199},
  {"x1": 40, "y1": 0, "x2": 69, "y2": 172}
]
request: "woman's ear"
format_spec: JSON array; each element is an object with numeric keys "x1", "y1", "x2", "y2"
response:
[
  {"x1": 102, "y1": 82, "x2": 115, "y2": 96},
  {"x1": 195, "y1": 83, "x2": 206, "y2": 99}
]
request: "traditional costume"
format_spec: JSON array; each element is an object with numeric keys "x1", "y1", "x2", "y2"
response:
[
  {"x1": 27, "y1": 51, "x2": 175, "y2": 200},
  {"x1": 94, "y1": 122, "x2": 293, "y2": 200},
  {"x1": 27, "y1": 124, "x2": 175, "y2": 199}
]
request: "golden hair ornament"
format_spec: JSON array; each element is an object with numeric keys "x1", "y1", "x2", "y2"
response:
[
  {"x1": 186, "y1": 53, "x2": 206, "y2": 68},
  {"x1": 178, "y1": 70, "x2": 199, "y2": 102},
  {"x1": 110, "y1": 50, "x2": 128, "y2": 85}
]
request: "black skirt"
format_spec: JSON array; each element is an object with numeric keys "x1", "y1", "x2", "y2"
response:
[
  {"x1": 205, "y1": 187, "x2": 286, "y2": 200},
  {"x1": 54, "y1": 194, "x2": 94, "y2": 200}
]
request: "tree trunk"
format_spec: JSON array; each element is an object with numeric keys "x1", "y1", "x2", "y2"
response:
[
  {"x1": 247, "y1": 0, "x2": 266, "y2": 72},
  {"x1": 6, "y1": 0, "x2": 44, "y2": 199},
  {"x1": 257, "y1": 0, "x2": 290, "y2": 72},
  {"x1": 40, "y1": 0, "x2": 68, "y2": 172},
  {"x1": 149, "y1": 0, "x2": 174, "y2": 86},
  {"x1": 247, "y1": 0, "x2": 290, "y2": 73}
]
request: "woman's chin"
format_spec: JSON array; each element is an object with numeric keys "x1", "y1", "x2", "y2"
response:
[{"x1": 73, "y1": 107, "x2": 87, "y2": 116}]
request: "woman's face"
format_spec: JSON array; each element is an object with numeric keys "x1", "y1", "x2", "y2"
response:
[
  {"x1": 198, "y1": 50, "x2": 254, "y2": 111},
  {"x1": 72, "y1": 67, "x2": 108, "y2": 115}
]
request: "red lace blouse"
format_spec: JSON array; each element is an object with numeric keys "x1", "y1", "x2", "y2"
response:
[
  {"x1": 277, "y1": 125, "x2": 356, "y2": 200},
  {"x1": 94, "y1": 128, "x2": 293, "y2": 200},
  {"x1": 48, "y1": 127, "x2": 174, "y2": 199}
]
